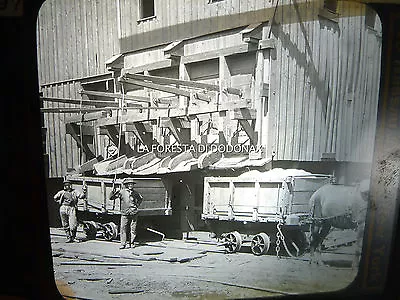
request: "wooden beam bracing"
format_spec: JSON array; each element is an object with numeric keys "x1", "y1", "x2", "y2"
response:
[
  {"x1": 163, "y1": 40, "x2": 184, "y2": 59},
  {"x1": 65, "y1": 123, "x2": 96, "y2": 159},
  {"x1": 65, "y1": 111, "x2": 109, "y2": 123},
  {"x1": 41, "y1": 96, "x2": 118, "y2": 107},
  {"x1": 159, "y1": 117, "x2": 191, "y2": 144},
  {"x1": 122, "y1": 59, "x2": 176, "y2": 75},
  {"x1": 79, "y1": 90, "x2": 151, "y2": 103},
  {"x1": 104, "y1": 125, "x2": 120, "y2": 146},
  {"x1": 95, "y1": 99, "x2": 252, "y2": 126},
  {"x1": 230, "y1": 108, "x2": 257, "y2": 120},
  {"x1": 241, "y1": 23, "x2": 264, "y2": 43},
  {"x1": 123, "y1": 73, "x2": 241, "y2": 97},
  {"x1": 125, "y1": 122, "x2": 153, "y2": 148},
  {"x1": 238, "y1": 119, "x2": 257, "y2": 146},
  {"x1": 66, "y1": 124, "x2": 95, "y2": 136},
  {"x1": 41, "y1": 105, "x2": 178, "y2": 114},
  {"x1": 118, "y1": 76, "x2": 211, "y2": 102},
  {"x1": 181, "y1": 43, "x2": 257, "y2": 65},
  {"x1": 41, "y1": 97, "x2": 142, "y2": 108}
]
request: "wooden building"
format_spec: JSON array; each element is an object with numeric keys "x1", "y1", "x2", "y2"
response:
[{"x1": 37, "y1": 0, "x2": 382, "y2": 230}]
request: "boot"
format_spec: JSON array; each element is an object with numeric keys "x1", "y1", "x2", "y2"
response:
[
  {"x1": 70, "y1": 229, "x2": 77, "y2": 242},
  {"x1": 65, "y1": 228, "x2": 73, "y2": 243}
]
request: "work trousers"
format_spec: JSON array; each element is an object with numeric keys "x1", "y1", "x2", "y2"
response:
[
  {"x1": 59, "y1": 205, "x2": 78, "y2": 241},
  {"x1": 120, "y1": 213, "x2": 138, "y2": 246}
]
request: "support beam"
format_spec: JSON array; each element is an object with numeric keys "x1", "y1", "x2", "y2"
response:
[
  {"x1": 189, "y1": 116, "x2": 200, "y2": 144},
  {"x1": 41, "y1": 96, "x2": 120, "y2": 107},
  {"x1": 230, "y1": 108, "x2": 257, "y2": 120},
  {"x1": 66, "y1": 124, "x2": 95, "y2": 136},
  {"x1": 119, "y1": 76, "x2": 211, "y2": 103},
  {"x1": 102, "y1": 125, "x2": 134, "y2": 155},
  {"x1": 123, "y1": 73, "x2": 241, "y2": 96},
  {"x1": 218, "y1": 56, "x2": 230, "y2": 145},
  {"x1": 125, "y1": 122, "x2": 153, "y2": 148},
  {"x1": 95, "y1": 99, "x2": 252, "y2": 126},
  {"x1": 179, "y1": 61, "x2": 190, "y2": 110},
  {"x1": 66, "y1": 123, "x2": 95, "y2": 159},
  {"x1": 159, "y1": 117, "x2": 190, "y2": 129},
  {"x1": 122, "y1": 59, "x2": 177, "y2": 75},
  {"x1": 159, "y1": 117, "x2": 190, "y2": 144},
  {"x1": 181, "y1": 43, "x2": 258, "y2": 65},
  {"x1": 42, "y1": 106, "x2": 177, "y2": 114},
  {"x1": 238, "y1": 119, "x2": 257, "y2": 146},
  {"x1": 79, "y1": 90, "x2": 151, "y2": 104},
  {"x1": 163, "y1": 40, "x2": 184, "y2": 59},
  {"x1": 104, "y1": 125, "x2": 120, "y2": 146},
  {"x1": 258, "y1": 39, "x2": 276, "y2": 50},
  {"x1": 241, "y1": 23, "x2": 264, "y2": 43},
  {"x1": 65, "y1": 111, "x2": 109, "y2": 123}
]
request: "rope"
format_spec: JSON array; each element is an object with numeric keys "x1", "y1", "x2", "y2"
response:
[
  {"x1": 111, "y1": 83, "x2": 125, "y2": 210},
  {"x1": 79, "y1": 98, "x2": 84, "y2": 166},
  {"x1": 268, "y1": 0, "x2": 280, "y2": 39}
]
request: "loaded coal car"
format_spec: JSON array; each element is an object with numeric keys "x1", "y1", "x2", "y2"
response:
[
  {"x1": 67, "y1": 176, "x2": 172, "y2": 241},
  {"x1": 202, "y1": 169, "x2": 332, "y2": 256}
]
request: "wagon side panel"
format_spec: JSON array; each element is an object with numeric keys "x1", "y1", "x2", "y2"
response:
[
  {"x1": 69, "y1": 177, "x2": 171, "y2": 216},
  {"x1": 203, "y1": 178, "x2": 232, "y2": 219},
  {"x1": 286, "y1": 176, "x2": 332, "y2": 217},
  {"x1": 257, "y1": 182, "x2": 282, "y2": 217}
]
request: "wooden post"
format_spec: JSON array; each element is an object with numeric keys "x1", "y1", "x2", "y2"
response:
[
  {"x1": 262, "y1": 25, "x2": 272, "y2": 153},
  {"x1": 254, "y1": 47, "x2": 264, "y2": 148},
  {"x1": 179, "y1": 61, "x2": 190, "y2": 110},
  {"x1": 94, "y1": 126, "x2": 101, "y2": 156},
  {"x1": 218, "y1": 56, "x2": 231, "y2": 145},
  {"x1": 190, "y1": 116, "x2": 200, "y2": 147}
]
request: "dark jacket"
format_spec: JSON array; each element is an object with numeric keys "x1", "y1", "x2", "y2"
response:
[
  {"x1": 54, "y1": 189, "x2": 85, "y2": 207},
  {"x1": 111, "y1": 189, "x2": 143, "y2": 215}
]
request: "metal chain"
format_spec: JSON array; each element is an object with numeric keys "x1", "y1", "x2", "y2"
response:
[{"x1": 275, "y1": 223, "x2": 281, "y2": 258}]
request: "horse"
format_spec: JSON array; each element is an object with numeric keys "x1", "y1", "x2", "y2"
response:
[{"x1": 308, "y1": 180, "x2": 370, "y2": 267}]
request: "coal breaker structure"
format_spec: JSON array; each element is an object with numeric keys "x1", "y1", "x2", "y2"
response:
[{"x1": 37, "y1": 0, "x2": 381, "y2": 252}]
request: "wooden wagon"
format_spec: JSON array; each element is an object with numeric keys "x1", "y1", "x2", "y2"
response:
[
  {"x1": 67, "y1": 176, "x2": 172, "y2": 241},
  {"x1": 202, "y1": 170, "x2": 332, "y2": 256}
]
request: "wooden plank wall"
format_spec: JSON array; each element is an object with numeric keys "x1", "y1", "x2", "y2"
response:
[
  {"x1": 119, "y1": 0, "x2": 274, "y2": 53},
  {"x1": 41, "y1": 83, "x2": 80, "y2": 177},
  {"x1": 37, "y1": 0, "x2": 382, "y2": 177},
  {"x1": 268, "y1": 0, "x2": 381, "y2": 163},
  {"x1": 37, "y1": 0, "x2": 120, "y2": 177},
  {"x1": 37, "y1": 0, "x2": 120, "y2": 84}
]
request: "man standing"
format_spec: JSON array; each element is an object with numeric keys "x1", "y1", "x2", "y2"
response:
[
  {"x1": 110, "y1": 178, "x2": 143, "y2": 249},
  {"x1": 54, "y1": 179, "x2": 87, "y2": 242}
]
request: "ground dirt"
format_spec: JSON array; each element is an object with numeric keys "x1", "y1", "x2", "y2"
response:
[{"x1": 50, "y1": 227, "x2": 359, "y2": 299}]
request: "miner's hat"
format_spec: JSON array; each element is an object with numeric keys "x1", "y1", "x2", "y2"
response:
[{"x1": 122, "y1": 178, "x2": 136, "y2": 185}]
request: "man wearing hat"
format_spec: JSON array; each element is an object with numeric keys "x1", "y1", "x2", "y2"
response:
[
  {"x1": 54, "y1": 179, "x2": 87, "y2": 242},
  {"x1": 110, "y1": 178, "x2": 143, "y2": 249}
]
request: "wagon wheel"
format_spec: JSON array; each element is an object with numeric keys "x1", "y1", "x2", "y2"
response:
[
  {"x1": 103, "y1": 222, "x2": 118, "y2": 241},
  {"x1": 224, "y1": 231, "x2": 242, "y2": 253},
  {"x1": 282, "y1": 230, "x2": 308, "y2": 257},
  {"x1": 82, "y1": 221, "x2": 97, "y2": 240},
  {"x1": 251, "y1": 232, "x2": 271, "y2": 256}
]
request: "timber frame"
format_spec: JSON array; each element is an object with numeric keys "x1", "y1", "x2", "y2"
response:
[
  {"x1": 39, "y1": 0, "x2": 381, "y2": 177},
  {"x1": 40, "y1": 27, "x2": 272, "y2": 164}
]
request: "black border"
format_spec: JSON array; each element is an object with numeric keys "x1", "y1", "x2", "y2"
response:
[{"x1": 0, "y1": 1, "x2": 399, "y2": 299}]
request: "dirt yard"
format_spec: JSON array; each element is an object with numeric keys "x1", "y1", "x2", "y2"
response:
[{"x1": 50, "y1": 227, "x2": 359, "y2": 299}]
